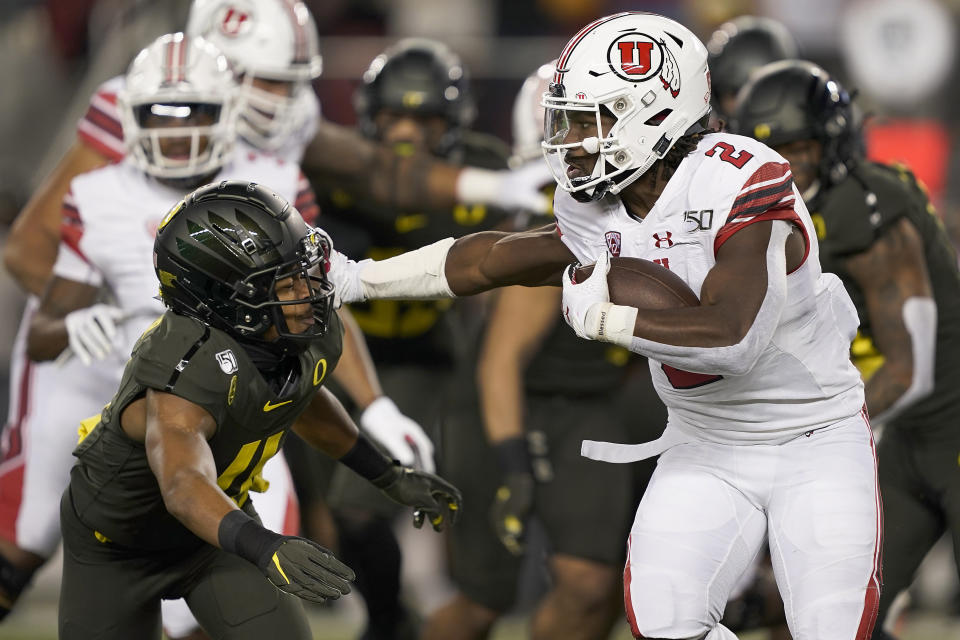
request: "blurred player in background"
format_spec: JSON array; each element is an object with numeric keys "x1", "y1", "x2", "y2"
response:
[
  {"x1": 423, "y1": 61, "x2": 635, "y2": 640},
  {"x1": 323, "y1": 12, "x2": 882, "y2": 639},
  {"x1": 705, "y1": 16, "x2": 798, "y2": 124},
  {"x1": 307, "y1": 38, "x2": 513, "y2": 640},
  {"x1": 733, "y1": 59, "x2": 960, "y2": 640}
]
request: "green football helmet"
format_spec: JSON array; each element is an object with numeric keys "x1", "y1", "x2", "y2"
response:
[{"x1": 153, "y1": 180, "x2": 335, "y2": 351}]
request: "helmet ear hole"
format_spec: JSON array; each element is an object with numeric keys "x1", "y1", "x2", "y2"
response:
[{"x1": 644, "y1": 109, "x2": 672, "y2": 126}]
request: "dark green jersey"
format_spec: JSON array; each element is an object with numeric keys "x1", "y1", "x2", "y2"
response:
[
  {"x1": 812, "y1": 161, "x2": 960, "y2": 432},
  {"x1": 313, "y1": 131, "x2": 511, "y2": 365},
  {"x1": 67, "y1": 311, "x2": 343, "y2": 550}
]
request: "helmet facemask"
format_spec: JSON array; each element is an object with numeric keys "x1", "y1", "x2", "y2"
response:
[
  {"x1": 219, "y1": 228, "x2": 334, "y2": 356},
  {"x1": 236, "y1": 73, "x2": 312, "y2": 151},
  {"x1": 119, "y1": 33, "x2": 240, "y2": 184},
  {"x1": 127, "y1": 102, "x2": 232, "y2": 182},
  {"x1": 541, "y1": 82, "x2": 700, "y2": 202}
]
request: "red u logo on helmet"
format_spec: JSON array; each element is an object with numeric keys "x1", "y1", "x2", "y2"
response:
[{"x1": 617, "y1": 42, "x2": 654, "y2": 75}]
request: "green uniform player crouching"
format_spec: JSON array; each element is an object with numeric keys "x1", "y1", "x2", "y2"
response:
[{"x1": 57, "y1": 180, "x2": 462, "y2": 640}]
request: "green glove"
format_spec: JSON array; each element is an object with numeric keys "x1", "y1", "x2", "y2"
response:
[
  {"x1": 259, "y1": 537, "x2": 355, "y2": 603},
  {"x1": 373, "y1": 462, "x2": 463, "y2": 531},
  {"x1": 490, "y1": 471, "x2": 535, "y2": 556}
]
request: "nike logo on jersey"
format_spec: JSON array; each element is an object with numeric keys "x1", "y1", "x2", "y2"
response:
[{"x1": 263, "y1": 399, "x2": 293, "y2": 412}]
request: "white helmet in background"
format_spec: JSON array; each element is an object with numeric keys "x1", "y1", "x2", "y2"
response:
[
  {"x1": 186, "y1": 0, "x2": 322, "y2": 150},
  {"x1": 542, "y1": 12, "x2": 711, "y2": 201},
  {"x1": 511, "y1": 60, "x2": 555, "y2": 165},
  {"x1": 118, "y1": 33, "x2": 239, "y2": 180}
]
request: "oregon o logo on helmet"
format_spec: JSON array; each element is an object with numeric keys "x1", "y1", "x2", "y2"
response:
[
  {"x1": 607, "y1": 32, "x2": 664, "y2": 82},
  {"x1": 217, "y1": 6, "x2": 253, "y2": 37}
]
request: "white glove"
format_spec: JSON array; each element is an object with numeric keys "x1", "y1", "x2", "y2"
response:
[
  {"x1": 456, "y1": 164, "x2": 553, "y2": 214},
  {"x1": 561, "y1": 252, "x2": 637, "y2": 347},
  {"x1": 63, "y1": 304, "x2": 126, "y2": 365},
  {"x1": 360, "y1": 397, "x2": 435, "y2": 473},
  {"x1": 326, "y1": 249, "x2": 371, "y2": 308}
]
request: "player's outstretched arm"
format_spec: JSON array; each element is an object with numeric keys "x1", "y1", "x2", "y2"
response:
[
  {"x1": 302, "y1": 120, "x2": 549, "y2": 214},
  {"x1": 139, "y1": 389, "x2": 355, "y2": 602},
  {"x1": 294, "y1": 387, "x2": 462, "y2": 531},
  {"x1": 563, "y1": 221, "x2": 801, "y2": 375},
  {"x1": 844, "y1": 217, "x2": 936, "y2": 423},
  {"x1": 479, "y1": 285, "x2": 560, "y2": 554},
  {"x1": 329, "y1": 223, "x2": 574, "y2": 305},
  {"x1": 4, "y1": 142, "x2": 109, "y2": 296}
]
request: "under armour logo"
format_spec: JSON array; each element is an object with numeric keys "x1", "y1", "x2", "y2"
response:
[{"x1": 653, "y1": 231, "x2": 674, "y2": 248}]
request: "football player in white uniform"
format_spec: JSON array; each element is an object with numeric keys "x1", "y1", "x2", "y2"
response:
[{"x1": 325, "y1": 12, "x2": 881, "y2": 640}]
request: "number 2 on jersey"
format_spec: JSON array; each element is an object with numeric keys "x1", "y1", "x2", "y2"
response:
[{"x1": 705, "y1": 141, "x2": 754, "y2": 169}]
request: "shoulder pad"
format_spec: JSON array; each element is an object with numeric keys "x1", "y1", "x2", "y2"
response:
[
  {"x1": 131, "y1": 313, "x2": 235, "y2": 397},
  {"x1": 814, "y1": 162, "x2": 922, "y2": 255}
]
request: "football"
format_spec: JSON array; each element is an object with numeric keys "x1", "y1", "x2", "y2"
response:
[{"x1": 572, "y1": 257, "x2": 700, "y2": 309}]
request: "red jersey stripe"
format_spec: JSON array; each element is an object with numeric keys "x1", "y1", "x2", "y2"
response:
[{"x1": 714, "y1": 205, "x2": 808, "y2": 274}]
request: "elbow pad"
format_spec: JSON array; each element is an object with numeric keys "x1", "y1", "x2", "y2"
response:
[
  {"x1": 873, "y1": 296, "x2": 938, "y2": 425},
  {"x1": 626, "y1": 220, "x2": 791, "y2": 375},
  {"x1": 327, "y1": 238, "x2": 456, "y2": 305}
]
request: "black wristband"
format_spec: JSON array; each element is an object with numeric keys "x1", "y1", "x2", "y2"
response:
[
  {"x1": 340, "y1": 434, "x2": 393, "y2": 482},
  {"x1": 492, "y1": 436, "x2": 533, "y2": 475},
  {"x1": 217, "y1": 509, "x2": 283, "y2": 569}
]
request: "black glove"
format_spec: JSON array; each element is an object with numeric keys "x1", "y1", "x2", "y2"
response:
[
  {"x1": 373, "y1": 462, "x2": 463, "y2": 531},
  {"x1": 490, "y1": 471, "x2": 535, "y2": 556},
  {"x1": 218, "y1": 510, "x2": 355, "y2": 604},
  {"x1": 259, "y1": 537, "x2": 355, "y2": 603}
]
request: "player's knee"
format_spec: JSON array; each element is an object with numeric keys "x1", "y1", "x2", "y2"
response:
[
  {"x1": 626, "y1": 570, "x2": 714, "y2": 639},
  {"x1": 425, "y1": 594, "x2": 499, "y2": 639},
  {"x1": 551, "y1": 557, "x2": 619, "y2": 613}
]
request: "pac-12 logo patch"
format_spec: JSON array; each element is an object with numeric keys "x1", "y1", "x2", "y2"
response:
[
  {"x1": 605, "y1": 231, "x2": 622, "y2": 257},
  {"x1": 216, "y1": 349, "x2": 238, "y2": 374}
]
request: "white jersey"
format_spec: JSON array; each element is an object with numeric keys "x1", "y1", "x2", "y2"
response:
[
  {"x1": 53, "y1": 149, "x2": 314, "y2": 377},
  {"x1": 556, "y1": 132, "x2": 864, "y2": 444},
  {"x1": 77, "y1": 75, "x2": 320, "y2": 164}
]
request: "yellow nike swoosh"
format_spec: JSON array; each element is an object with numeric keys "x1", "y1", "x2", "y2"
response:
[{"x1": 263, "y1": 399, "x2": 293, "y2": 412}]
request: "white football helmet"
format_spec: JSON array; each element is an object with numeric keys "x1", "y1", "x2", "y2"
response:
[
  {"x1": 118, "y1": 33, "x2": 239, "y2": 180},
  {"x1": 511, "y1": 60, "x2": 555, "y2": 165},
  {"x1": 186, "y1": 0, "x2": 322, "y2": 150},
  {"x1": 542, "y1": 12, "x2": 711, "y2": 200}
]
